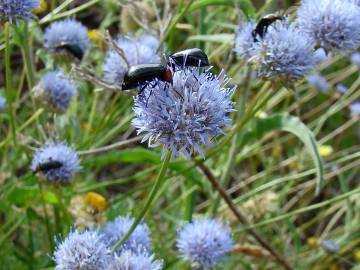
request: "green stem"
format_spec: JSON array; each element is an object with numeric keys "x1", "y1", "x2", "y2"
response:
[
  {"x1": 112, "y1": 150, "x2": 172, "y2": 250},
  {"x1": 37, "y1": 181, "x2": 54, "y2": 252},
  {"x1": 4, "y1": 22, "x2": 17, "y2": 146},
  {"x1": 53, "y1": 205, "x2": 62, "y2": 236},
  {"x1": 26, "y1": 209, "x2": 35, "y2": 270},
  {"x1": 21, "y1": 22, "x2": 35, "y2": 88}
]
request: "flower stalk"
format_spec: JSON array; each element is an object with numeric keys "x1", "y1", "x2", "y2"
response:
[
  {"x1": 4, "y1": 22, "x2": 17, "y2": 146},
  {"x1": 112, "y1": 150, "x2": 172, "y2": 250}
]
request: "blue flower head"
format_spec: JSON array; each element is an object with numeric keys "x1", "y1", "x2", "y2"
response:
[
  {"x1": 234, "y1": 20, "x2": 257, "y2": 60},
  {"x1": 0, "y1": 95, "x2": 6, "y2": 112},
  {"x1": 336, "y1": 84, "x2": 348, "y2": 94},
  {"x1": 102, "y1": 34, "x2": 161, "y2": 86},
  {"x1": 53, "y1": 229, "x2": 111, "y2": 270},
  {"x1": 101, "y1": 215, "x2": 151, "y2": 254},
  {"x1": 176, "y1": 219, "x2": 233, "y2": 269},
  {"x1": 350, "y1": 52, "x2": 360, "y2": 68},
  {"x1": 250, "y1": 21, "x2": 317, "y2": 84},
  {"x1": 44, "y1": 19, "x2": 89, "y2": 58},
  {"x1": 321, "y1": 239, "x2": 339, "y2": 254},
  {"x1": 107, "y1": 249, "x2": 163, "y2": 270},
  {"x1": 132, "y1": 68, "x2": 235, "y2": 159},
  {"x1": 307, "y1": 74, "x2": 330, "y2": 92},
  {"x1": 350, "y1": 102, "x2": 360, "y2": 116},
  {"x1": 0, "y1": 0, "x2": 39, "y2": 24},
  {"x1": 31, "y1": 142, "x2": 81, "y2": 184},
  {"x1": 296, "y1": 0, "x2": 360, "y2": 52},
  {"x1": 33, "y1": 70, "x2": 76, "y2": 113}
]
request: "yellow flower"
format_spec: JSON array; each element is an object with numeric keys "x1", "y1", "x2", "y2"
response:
[
  {"x1": 255, "y1": 110, "x2": 268, "y2": 119},
  {"x1": 84, "y1": 192, "x2": 107, "y2": 212},
  {"x1": 307, "y1": 237, "x2": 318, "y2": 247},
  {"x1": 329, "y1": 263, "x2": 341, "y2": 270},
  {"x1": 32, "y1": 0, "x2": 48, "y2": 15},
  {"x1": 354, "y1": 249, "x2": 360, "y2": 261},
  {"x1": 88, "y1": 30, "x2": 103, "y2": 45},
  {"x1": 318, "y1": 145, "x2": 333, "y2": 157}
]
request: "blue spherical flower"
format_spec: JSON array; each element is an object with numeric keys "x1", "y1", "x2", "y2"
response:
[
  {"x1": 33, "y1": 70, "x2": 76, "y2": 113},
  {"x1": 234, "y1": 20, "x2": 257, "y2": 60},
  {"x1": 53, "y1": 229, "x2": 111, "y2": 270},
  {"x1": 350, "y1": 102, "x2": 360, "y2": 116},
  {"x1": 250, "y1": 21, "x2": 317, "y2": 84},
  {"x1": 321, "y1": 239, "x2": 339, "y2": 254},
  {"x1": 336, "y1": 84, "x2": 348, "y2": 94},
  {"x1": 0, "y1": 95, "x2": 6, "y2": 112},
  {"x1": 0, "y1": 0, "x2": 39, "y2": 24},
  {"x1": 350, "y1": 52, "x2": 360, "y2": 68},
  {"x1": 31, "y1": 142, "x2": 81, "y2": 184},
  {"x1": 176, "y1": 219, "x2": 233, "y2": 269},
  {"x1": 102, "y1": 34, "x2": 161, "y2": 86},
  {"x1": 296, "y1": 0, "x2": 360, "y2": 52},
  {"x1": 307, "y1": 74, "x2": 330, "y2": 92},
  {"x1": 101, "y1": 216, "x2": 151, "y2": 254},
  {"x1": 132, "y1": 68, "x2": 235, "y2": 159},
  {"x1": 44, "y1": 19, "x2": 89, "y2": 58},
  {"x1": 107, "y1": 249, "x2": 163, "y2": 270}
]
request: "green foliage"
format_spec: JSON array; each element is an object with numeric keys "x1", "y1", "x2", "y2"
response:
[{"x1": 0, "y1": 0, "x2": 359, "y2": 269}]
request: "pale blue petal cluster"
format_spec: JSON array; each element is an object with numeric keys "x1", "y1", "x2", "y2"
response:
[
  {"x1": 37, "y1": 70, "x2": 76, "y2": 113},
  {"x1": 350, "y1": 53, "x2": 360, "y2": 68},
  {"x1": 53, "y1": 229, "x2": 111, "y2": 270},
  {"x1": 0, "y1": 96, "x2": 6, "y2": 112},
  {"x1": 31, "y1": 142, "x2": 81, "y2": 184},
  {"x1": 336, "y1": 84, "x2": 348, "y2": 94},
  {"x1": 296, "y1": 0, "x2": 360, "y2": 52},
  {"x1": 0, "y1": 0, "x2": 39, "y2": 24},
  {"x1": 250, "y1": 22, "x2": 317, "y2": 83},
  {"x1": 350, "y1": 102, "x2": 360, "y2": 116},
  {"x1": 107, "y1": 249, "x2": 163, "y2": 270},
  {"x1": 44, "y1": 19, "x2": 89, "y2": 54},
  {"x1": 102, "y1": 34, "x2": 161, "y2": 86},
  {"x1": 321, "y1": 239, "x2": 339, "y2": 254},
  {"x1": 132, "y1": 68, "x2": 235, "y2": 159},
  {"x1": 307, "y1": 74, "x2": 330, "y2": 92},
  {"x1": 176, "y1": 219, "x2": 233, "y2": 269},
  {"x1": 234, "y1": 20, "x2": 257, "y2": 60},
  {"x1": 101, "y1": 216, "x2": 151, "y2": 254}
]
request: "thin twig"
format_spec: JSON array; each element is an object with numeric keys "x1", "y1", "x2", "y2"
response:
[
  {"x1": 78, "y1": 136, "x2": 142, "y2": 156},
  {"x1": 104, "y1": 30, "x2": 130, "y2": 69},
  {"x1": 198, "y1": 163, "x2": 293, "y2": 270}
]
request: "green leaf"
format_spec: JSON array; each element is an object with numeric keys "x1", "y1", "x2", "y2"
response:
[
  {"x1": 245, "y1": 114, "x2": 324, "y2": 195},
  {"x1": 42, "y1": 191, "x2": 59, "y2": 205},
  {"x1": 7, "y1": 185, "x2": 38, "y2": 206},
  {"x1": 188, "y1": 0, "x2": 255, "y2": 17}
]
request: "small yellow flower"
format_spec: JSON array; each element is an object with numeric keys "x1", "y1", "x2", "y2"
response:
[
  {"x1": 354, "y1": 249, "x2": 360, "y2": 261},
  {"x1": 329, "y1": 263, "x2": 341, "y2": 270},
  {"x1": 318, "y1": 145, "x2": 333, "y2": 157},
  {"x1": 84, "y1": 192, "x2": 107, "y2": 212},
  {"x1": 255, "y1": 110, "x2": 268, "y2": 119},
  {"x1": 88, "y1": 30, "x2": 103, "y2": 45},
  {"x1": 307, "y1": 237, "x2": 319, "y2": 247},
  {"x1": 32, "y1": 0, "x2": 48, "y2": 15}
]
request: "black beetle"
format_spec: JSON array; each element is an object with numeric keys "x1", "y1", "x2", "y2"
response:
[
  {"x1": 34, "y1": 160, "x2": 63, "y2": 174},
  {"x1": 55, "y1": 42, "x2": 84, "y2": 60},
  {"x1": 122, "y1": 64, "x2": 173, "y2": 92},
  {"x1": 168, "y1": 48, "x2": 209, "y2": 69},
  {"x1": 252, "y1": 14, "x2": 283, "y2": 42}
]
